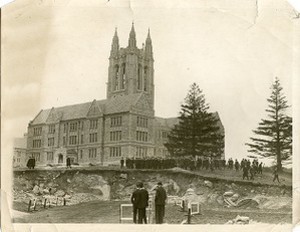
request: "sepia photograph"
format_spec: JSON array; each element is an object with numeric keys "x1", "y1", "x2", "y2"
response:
[{"x1": 1, "y1": 0, "x2": 299, "y2": 231}]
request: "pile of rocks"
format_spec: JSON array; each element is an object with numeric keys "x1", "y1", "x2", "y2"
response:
[{"x1": 226, "y1": 215, "x2": 251, "y2": 224}]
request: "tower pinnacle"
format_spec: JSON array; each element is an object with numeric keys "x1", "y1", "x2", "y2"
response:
[
  {"x1": 110, "y1": 27, "x2": 119, "y2": 57},
  {"x1": 128, "y1": 22, "x2": 137, "y2": 48}
]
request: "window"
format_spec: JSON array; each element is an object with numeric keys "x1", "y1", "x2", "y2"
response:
[
  {"x1": 81, "y1": 134, "x2": 84, "y2": 144},
  {"x1": 109, "y1": 147, "x2": 121, "y2": 157},
  {"x1": 144, "y1": 66, "x2": 148, "y2": 91},
  {"x1": 48, "y1": 124, "x2": 55, "y2": 134},
  {"x1": 89, "y1": 148, "x2": 97, "y2": 158},
  {"x1": 136, "y1": 131, "x2": 148, "y2": 142},
  {"x1": 89, "y1": 133, "x2": 98, "y2": 143},
  {"x1": 110, "y1": 116, "x2": 122, "y2": 127},
  {"x1": 137, "y1": 116, "x2": 148, "y2": 128},
  {"x1": 63, "y1": 123, "x2": 68, "y2": 133},
  {"x1": 33, "y1": 139, "x2": 41, "y2": 148},
  {"x1": 136, "y1": 146, "x2": 147, "y2": 158},
  {"x1": 69, "y1": 135, "x2": 77, "y2": 145},
  {"x1": 110, "y1": 131, "x2": 122, "y2": 141},
  {"x1": 121, "y1": 63, "x2": 126, "y2": 89},
  {"x1": 80, "y1": 150, "x2": 83, "y2": 159},
  {"x1": 114, "y1": 65, "x2": 119, "y2": 91},
  {"x1": 89, "y1": 119, "x2": 98, "y2": 129},
  {"x1": 47, "y1": 152, "x2": 54, "y2": 161},
  {"x1": 63, "y1": 136, "x2": 66, "y2": 146},
  {"x1": 70, "y1": 122, "x2": 77, "y2": 132},
  {"x1": 48, "y1": 137, "x2": 54, "y2": 147},
  {"x1": 138, "y1": 64, "x2": 142, "y2": 90},
  {"x1": 33, "y1": 127, "x2": 42, "y2": 136},
  {"x1": 162, "y1": 131, "x2": 168, "y2": 139},
  {"x1": 33, "y1": 152, "x2": 40, "y2": 161}
]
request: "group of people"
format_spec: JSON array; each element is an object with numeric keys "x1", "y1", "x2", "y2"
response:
[
  {"x1": 123, "y1": 157, "x2": 177, "y2": 170},
  {"x1": 131, "y1": 181, "x2": 167, "y2": 224}
]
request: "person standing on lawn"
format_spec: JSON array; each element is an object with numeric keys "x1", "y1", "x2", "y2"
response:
[
  {"x1": 155, "y1": 182, "x2": 167, "y2": 224},
  {"x1": 136, "y1": 182, "x2": 149, "y2": 224},
  {"x1": 131, "y1": 183, "x2": 140, "y2": 223}
]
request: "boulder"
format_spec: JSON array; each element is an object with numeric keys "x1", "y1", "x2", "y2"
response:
[
  {"x1": 67, "y1": 179, "x2": 71, "y2": 183},
  {"x1": 120, "y1": 173, "x2": 128, "y2": 179},
  {"x1": 204, "y1": 180, "x2": 213, "y2": 188},
  {"x1": 55, "y1": 190, "x2": 65, "y2": 197},
  {"x1": 223, "y1": 191, "x2": 234, "y2": 197},
  {"x1": 32, "y1": 185, "x2": 40, "y2": 195},
  {"x1": 43, "y1": 189, "x2": 50, "y2": 194},
  {"x1": 234, "y1": 215, "x2": 250, "y2": 224},
  {"x1": 231, "y1": 193, "x2": 239, "y2": 202}
]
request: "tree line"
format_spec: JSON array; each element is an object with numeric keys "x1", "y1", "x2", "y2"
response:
[{"x1": 164, "y1": 78, "x2": 292, "y2": 171}]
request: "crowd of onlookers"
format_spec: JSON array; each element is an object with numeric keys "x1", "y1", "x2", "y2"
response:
[{"x1": 121, "y1": 156, "x2": 281, "y2": 182}]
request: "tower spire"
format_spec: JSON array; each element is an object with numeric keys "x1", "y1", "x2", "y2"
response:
[
  {"x1": 145, "y1": 28, "x2": 153, "y2": 59},
  {"x1": 110, "y1": 27, "x2": 119, "y2": 57},
  {"x1": 128, "y1": 22, "x2": 137, "y2": 48}
]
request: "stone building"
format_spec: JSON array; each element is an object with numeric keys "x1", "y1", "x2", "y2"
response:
[
  {"x1": 24, "y1": 24, "x2": 224, "y2": 167},
  {"x1": 13, "y1": 134, "x2": 27, "y2": 168}
]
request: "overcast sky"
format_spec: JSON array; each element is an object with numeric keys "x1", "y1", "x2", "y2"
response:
[{"x1": 2, "y1": 0, "x2": 296, "y2": 161}]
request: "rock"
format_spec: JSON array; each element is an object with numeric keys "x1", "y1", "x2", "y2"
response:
[
  {"x1": 251, "y1": 189, "x2": 255, "y2": 193},
  {"x1": 204, "y1": 180, "x2": 213, "y2": 188},
  {"x1": 43, "y1": 189, "x2": 50, "y2": 194},
  {"x1": 216, "y1": 196, "x2": 224, "y2": 205},
  {"x1": 235, "y1": 215, "x2": 250, "y2": 224},
  {"x1": 231, "y1": 193, "x2": 239, "y2": 202},
  {"x1": 231, "y1": 183, "x2": 237, "y2": 188},
  {"x1": 223, "y1": 191, "x2": 234, "y2": 197},
  {"x1": 226, "y1": 220, "x2": 233, "y2": 224},
  {"x1": 120, "y1": 173, "x2": 128, "y2": 179},
  {"x1": 55, "y1": 190, "x2": 65, "y2": 197},
  {"x1": 32, "y1": 185, "x2": 40, "y2": 195},
  {"x1": 67, "y1": 179, "x2": 71, "y2": 183}
]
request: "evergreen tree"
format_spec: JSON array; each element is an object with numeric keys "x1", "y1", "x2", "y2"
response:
[
  {"x1": 246, "y1": 78, "x2": 292, "y2": 170},
  {"x1": 165, "y1": 83, "x2": 224, "y2": 158}
]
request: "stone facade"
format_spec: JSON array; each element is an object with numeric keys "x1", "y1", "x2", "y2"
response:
[{"x1": 23, "y1": 24, "x2": 224, "y2": 167}]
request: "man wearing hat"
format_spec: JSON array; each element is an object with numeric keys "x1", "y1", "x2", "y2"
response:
[
  {"x1": 135, "y1": 182, "x2": 149, "y2": 224},
  {"x1": 155, "y1": 182, "x2": 167, "y2": 224}
]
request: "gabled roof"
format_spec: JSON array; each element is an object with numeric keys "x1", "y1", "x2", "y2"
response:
[
  {"x1": 105, "y1": 93, "x2": 142, "y2": 114},
  {"x1": 30, "y1": 93, "x2": 143, "y2": 125},
  {"x1": 155, "y1": 112, "x2": 224, "y2": 131},
  {"x1": 155, "y1": 117, "x2": 179, "y2": 128}
]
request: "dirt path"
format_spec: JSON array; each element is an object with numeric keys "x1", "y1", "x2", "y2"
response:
[{"x1": 13, "y1": 200, "x2": 291, "y2": 224}]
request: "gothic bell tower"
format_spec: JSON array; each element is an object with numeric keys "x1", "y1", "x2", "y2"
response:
[{"x1": 106, "y1": 23, "x2": 155, "y2": 109}]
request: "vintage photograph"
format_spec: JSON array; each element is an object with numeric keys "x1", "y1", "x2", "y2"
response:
[{"x1": 1, "y1": 0, "x2": 298, "y2": 230}]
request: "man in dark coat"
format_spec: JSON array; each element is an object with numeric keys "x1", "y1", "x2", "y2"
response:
[
  {"x1": 66, "y1": 157, "x2": 71, "y2": 168},
  {"x1": 135, "y1": 182, "x2": 149, "y2": 224},
  {"x1": 155, "y1": 182, "x2": 167, "y2": 224},
  {"x1": 26, "y1": 158, "x2": 35, "y2": 169},
  {"x1": 131, "y1": 184, "x2": 140, "y2": 223},
  {"x1": 120, "y1": 157, "x2": 124, "y2": 169}
]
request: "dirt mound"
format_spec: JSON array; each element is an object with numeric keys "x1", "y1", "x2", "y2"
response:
[{"x1": 13, "y1": 169, "x2": 292, "y2": 210}]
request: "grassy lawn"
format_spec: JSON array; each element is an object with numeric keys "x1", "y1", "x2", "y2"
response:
[{"x1": 13, "y1": 200, "x2": 291, "y2": 224}]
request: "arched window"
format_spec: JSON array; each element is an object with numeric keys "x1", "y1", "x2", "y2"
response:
[
  {"x1": 114, "y1": 65, "x2": 119, "y2": 91},
  {"x1": 144, "y1": 66, "x2": 148, "y2": 91},
  {"x1": 138, "y1": 64, "x2": 142, "y2": 90},
  {"x1": 121, "y1": 63, "x2": 126, "y2": 89}
]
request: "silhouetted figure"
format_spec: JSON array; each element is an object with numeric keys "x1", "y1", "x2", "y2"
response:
[
  {"x1": 66, "y1": 157, "x2": 71, "y2": 168},
  {"x1": 120, "y1": 157, "x2": 124, "y2": 168},
  {"x1": 26, "y1": 158, "x2": 35, "y2": 169},
  {"x1": 155, "y1": 182, "x2": 167, "y2": 224},
  {"x1": 136, "y1": 182, "x2": 149, "y2": 224},
  {"x1": 131, "y1": 184, "x2": 140, "y2": 223},
  {"x1": 243, "y1": 166, "x2": 249, "y2": 180}
]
